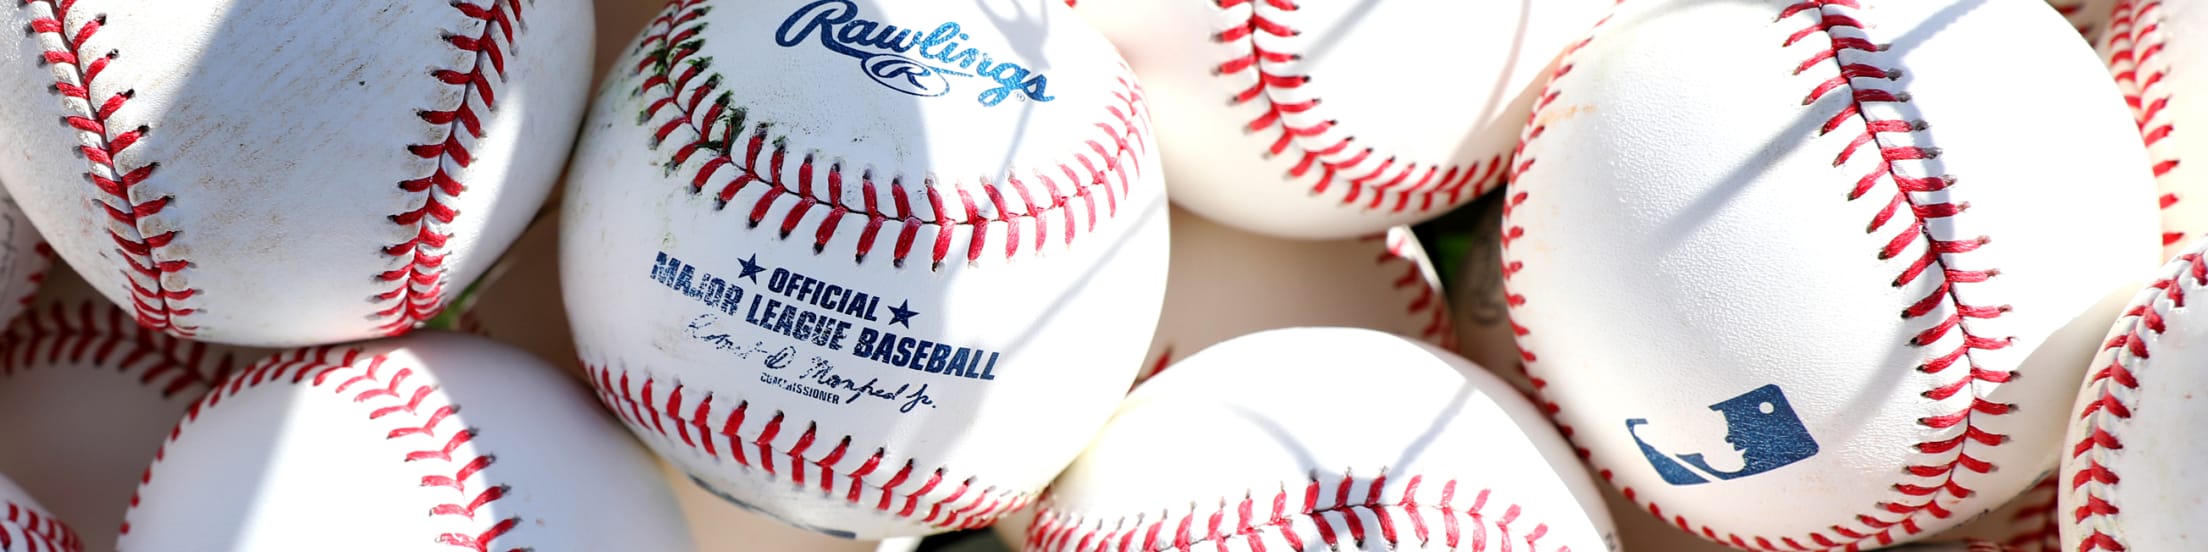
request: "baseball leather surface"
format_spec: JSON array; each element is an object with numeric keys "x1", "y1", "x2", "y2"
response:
[
  {"x1": 2099, "y1": 0, "x2": 2204, "y2": 260},
  {"x1": 1071, "y1": 0, "x2": 1613, "y2": 240},
  {"x1": 0, "y1": 472, "x2": 77, "y2": 552},
  {"x1": 1503, "y1": 0, "x2": 2159, "y2": 548},
  {"x1": 564, "y1": 0, "x2": 1168, "y2": 539},
  {"x1": 0, "y1": 0, "x2": 591, "y2": 346},
  {"x1": 0, "y1": 299, "x2": 253, "y2": 552},
  {"x1": 1029, "y1": 327, "x2": 1616, "y2": 552},
  {"x1": 2059, "y1": 239, "x2": 2208, "y2": 551},
  {"x1": 116, "y1": 332, "x2": 691, "y2": 551}
]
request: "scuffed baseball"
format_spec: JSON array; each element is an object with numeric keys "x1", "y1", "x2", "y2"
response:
[
  {"x1": 1072, "y1": 0, "x2": 1613, "y2": 239},
  {"x1": 0, "y1": 299, "x2": 254, "y2": 552},
  {"x1": 2099, "y1": 0, "x2": 2207, "y2": 260},
  {"x1": 0, "y1": 472, "x2": 78, "y2": 552},
  {"x1": 1504, "y1": 0, "x2": 2157, "y2": 548},
  {"x1": 564, "y1": 0, "x2": 1167, "y2": 539},
  {"x1": 2059, "y1": 241, "x2": 2208, "y2": 551},
  {"x1": 2050, "y1": 0, "x2": 2116, "y2": 36},
  {"x1": 1137, "y1": 206, "x2": 1450, "y2": 381},
  {"x1": 1030, "y1": 327, "x2": 1616, "y2": 552},
  {"x1": 117, "y1": 332, "x2": 691, "y2": 551},
  {"x1": 0, "y1": 0, "x2": 592, "y2": 346}
]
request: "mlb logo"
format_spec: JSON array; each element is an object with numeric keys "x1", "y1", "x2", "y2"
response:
[{"x1": 1628, "y1": 384, "x2": 1819, "y2": 485}]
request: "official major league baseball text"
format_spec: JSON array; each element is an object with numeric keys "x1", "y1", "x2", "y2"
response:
[{"x1": 566, "y1": 0, "x2": 1167, "y2": 539}]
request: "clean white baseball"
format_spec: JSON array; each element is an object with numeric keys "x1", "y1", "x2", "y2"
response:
[
  {"x1": 2100, "y1": 0, "x2": 2204, "y2": 260},
  {"x1": 1503, "y1": 0, "x2": 2158, "y2": 549},
  {"x1": 0, "y1": 472, "x2": 77, "y2": 552},
  {"x1": 563, "y1": 0, "x2": 1168, "y2": 539},
  {"x1": 0, "y1": 301, "x2": 253, "y2": 552},
  {"x1": 1068, "y1": 0, "x2": 1613, "y2": 240},
  {"x1": 0, "y1": 0, "x2": 592, "y2": 346},
  {"x1": 1028, "y1": 328, "x2": 1616, "y2": 552},
  {"x1": 2059, "y1": 242, "x2": 2208, "y2": 551},
  {"x1": 116, "y1": 332, "x2": 691, "y2": 551},
  {"x1": 1137, "y1": 206, "x2": 1450, "y2": 381}
]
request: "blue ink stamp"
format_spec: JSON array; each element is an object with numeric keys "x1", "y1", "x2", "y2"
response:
[
  {"x1": 775, "y1": 0, "x2": 1056, "y2": 106},
  {"x1": 1627, "y1": 384, "x2": 1819, "y2": 485}
]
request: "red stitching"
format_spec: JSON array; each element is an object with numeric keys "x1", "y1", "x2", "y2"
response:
[
  {"x1": 1025, "y1": 471, "x2": 1566, "y2": 552},
  {"x1": 21, "y1": 0, "x2": 196, "y2": 337},
  {"x1": 1506, "y1": 2, "x2": 2017, "y2": 550},
  {"x1": 122, "y1": 346, "x2": 522, "y2": 551},
  {"x1": 1370, "y1": 229, "x2": 1457, "y2": 351},
  {"x1": 1998, "y1": 476, "x2": 2059, "y2": 551},
  {"x1": 2064, "y1": 253, "x2": 2201, "y2": 551},
  {"x1": 1, "y1": 498, "x2": 80, "y2": 552},
  {"x1": 375, "y1": 0, "x2": 528, "y2": 334},
  {"x1": 11, "y1": 243, "x2": 51, "y2": 314},
  {"x1": 584, "y1": 362, "x2": 1031, "y2": 531},
  {"x1": 0, "y1": 301, "x2": 241, "y2": 398},
  {"x1": 1210, "y1": 0, "x2": 1505, "y2": 215},
  {"x1": 631, "y1": 0, "x2": 1150, "y2": 269},
  {"x1": 2102, "y1": 0, "x2": 2184, "y2": 250}
]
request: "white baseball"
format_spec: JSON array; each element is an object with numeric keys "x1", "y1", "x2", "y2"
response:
[
  {"x1": 563, "y1": 0, "x2": 1168, "y2": 539},
  {"x1": 662, "y1": 462, "x2": 880, "y2": 552},
  {"x1": 1028, "y1": 328, "x2": 1616, "y2": 552},
  {"x1": 0, "y1": 472, "x2": 77, "y2": 552},
  {"x1": 0, "y1": 301, "x2": 253, "y2": 552},
  {"x1": 2100, "y1": 0, "x2": 2206, "y2": 260},
  {"x1": 0, "y1": 0, "x2": 592, "y2": 346},
  {"x1": 1503, "y1": 0, "x2": 2158, "y2": 549},
  {"x1": 2058, "y1": 242, "x2": 2208, "y2": 551},
  {"x1": 116, "y1": 332, "x2": 691, "y2": 551},
  {"x1": 0, "y1": 189, "x2": 49, "y2": 332},
  {"x1": 1928, "y1": 475, "x2": 2060, "y2": 552},
  {"x1": 1069, "y1": 0, "x2": 1613, "y2": 240},
  {"x1": 1137, "y1": 206, "x2": 1450, "y2": 381}
]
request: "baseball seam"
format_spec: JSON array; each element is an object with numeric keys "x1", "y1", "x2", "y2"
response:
[
  {"x1": 374, "y1": 0, "x2": 530, "y2": 335},
  {"x1": 586, "y1": 362, "x2": 1032, "y2": 532},
  {"x1": 1999, "y1": 476, "x2": 2060, "y2": 551},
  {"x1": 1504, "y1": 1, "x2": 2018, "y2": 549},
  {"x1": 633, "y1": 0, "x2": 1152, "y2": 270},
  {"x1": 1211, "y1": 0, "x2": 1507, "y2": 215},
  {"x1": 0, "y1": 499, "x2": 79, "y2": 552},
  {"x1": 2063, "y1": 253, "x2": 2200, "y2": 551},
  {"x1": 2103, "y1": 0, "x2": 2184, "y2": 251},
  {"x1": 122, "y1": 346, "x2": 525, "y2": 550},
  {"x1": 1025, "y1": 472, "x2": 1565, "y2": 552},
  {"x1": 22, "y1": 0, "x2": 197, "y2": 337},
  {"x1": 0, "y1": 301, "x2": 240, "y2": 398},
  {"x1": 1373, "y1": 229, "x2": 1458, "y2": 352}
]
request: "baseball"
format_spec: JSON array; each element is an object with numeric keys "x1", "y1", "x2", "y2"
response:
[
  {"x1": 1137, "y1": 206, "x2": 1450, "y2": 381},
  {"x1": 0, "y1": 472, "x2": 76, "y2": 552},
  {"x1": 116, "y1": 332, "x2": 691, "y2": 551},
  {"x1": 1029, "y1": 327, "x2": 1616, "y2": 552},
  {"x1": 2060, "y1": 240, "x2": 2208, "y2": 551},
  {"x1": 2051, "y1": 0, "x2": 2116, "y2": 36},
  {"x1": 1503, "y1": 0, "x2": 2158, "y2": 549},
  {"x1": 0, "y1": 300, "x2": 253, "y2": 552},
  {"x1": 0, "y1": 189, "x2": 47, "y2": 332},
  {"x1": 563, "y1": 0, "x2": 1168, "y2": 539},
  {"x1": 1070, "y1": 0, "x2": 1613, "y2": 240},
  {"x1": 2100, "y1": 0, "x2": 2202, "y2": 260},
  {"x1": 0, "y1": 0, "x2": 591, "y2": 346}
]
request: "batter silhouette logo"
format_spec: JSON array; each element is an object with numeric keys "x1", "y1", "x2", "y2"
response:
[{"x1": 1626, "y1": 384, "x2": 1818, "y2": 485}]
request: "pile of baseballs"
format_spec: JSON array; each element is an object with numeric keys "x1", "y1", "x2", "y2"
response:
[{"x1": 0, "y1": 0, "x2": 2192, "y2": 551}]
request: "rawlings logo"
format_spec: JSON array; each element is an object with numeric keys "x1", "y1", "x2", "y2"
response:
[{"x1": 775, "y1": 0, "x2": 1056, "y2": 107}]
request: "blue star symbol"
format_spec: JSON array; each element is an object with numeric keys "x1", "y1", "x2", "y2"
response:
[
  {"x1": 737, "y1": 254, "x2": 766, "y2": 282},
  {"x1": 887, "y1": 300, "x2": 919, "y2": 328}
]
